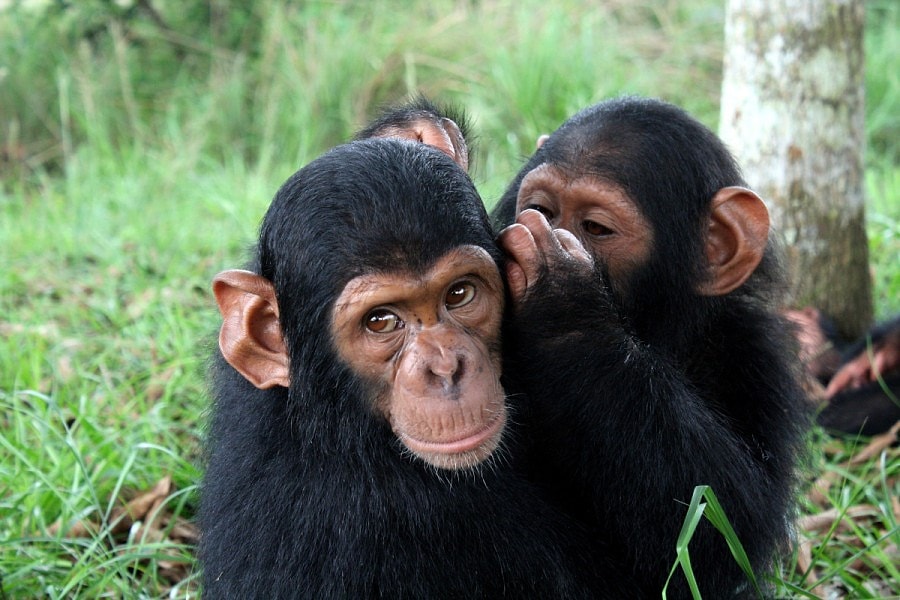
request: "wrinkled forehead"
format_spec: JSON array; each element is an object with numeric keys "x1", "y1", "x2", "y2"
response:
[{"x1": 541, "y1": 130, "x2": 632, "y2": 186}]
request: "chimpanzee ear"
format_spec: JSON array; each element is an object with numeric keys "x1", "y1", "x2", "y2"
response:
[
  {"x1": 699, "y1": 186, "x2": 770, "y2": 296},
  {"x1": 437, "y1": 117, "x2": 469, "y2": 172},
  {"x1": 213, "y1": 270, "x2": 290, "y2": 389}
]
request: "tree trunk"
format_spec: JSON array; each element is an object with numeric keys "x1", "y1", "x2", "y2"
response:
[{"x1": 719, "y1": 0, "x2": 871, "y2": 340}]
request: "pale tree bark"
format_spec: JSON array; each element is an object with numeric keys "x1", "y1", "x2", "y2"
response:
[{"x1": 719, "y1": 0, "x2": 871, "y2": 340}]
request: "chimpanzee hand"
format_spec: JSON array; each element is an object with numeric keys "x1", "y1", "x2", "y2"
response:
[
  {"x1": 497, "y1": 209, "x2": 618, "y2": 346},
  {"x1": 497, "y1": 209, "x2": 594, "y2": 306},
  {"x1": 826, "y1": 329, "x2": 900, "y2": 397}
]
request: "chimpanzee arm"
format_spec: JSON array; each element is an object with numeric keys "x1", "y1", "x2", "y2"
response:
[
  {"x1": 500, "y1": 212, "x2": 790, "y2": 597},
  {"x1": 507, "y1": 260, "x2": 785, "y2": 596}
]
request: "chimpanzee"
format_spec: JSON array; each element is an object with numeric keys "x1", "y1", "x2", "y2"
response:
[
  {"x1": 788, "y1": 308, "x2": 900, "y2": 435},
  {"x1": 490, "y1": 96, "x2": 811, "y2": 598},
  {"x1": 199, "y1": 138, "x2": 627, "y2": 598},
  {"x1": 354, "y1": 95, "x2": 471, "y2": 172}
]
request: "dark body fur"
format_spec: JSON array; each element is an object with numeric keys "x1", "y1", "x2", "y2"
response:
[
  {"x1": 200, "y1": 140, "x2": 617, "y2": 599},
  {"x1": 493, "y1": 97, "x2": 811, "y2": 598}
]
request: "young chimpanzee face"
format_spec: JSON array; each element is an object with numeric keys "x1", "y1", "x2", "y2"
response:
[
  {"x1": 331, "y1": 244, "x2": 506, "y2": 470},
  {"x1": 513, "y1": 162, "x2": 653, "y2": 285},
  {"x1": 213, "y1": 139, "x2": 509, "y2": 472},
  {"x1": 497, "y1": 97, "x2": 771, "y2": 322}
]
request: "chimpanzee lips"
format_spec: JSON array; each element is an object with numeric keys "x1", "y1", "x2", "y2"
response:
[{"x1": 401, "y1": 406, "x2": 507, "y2": 456}]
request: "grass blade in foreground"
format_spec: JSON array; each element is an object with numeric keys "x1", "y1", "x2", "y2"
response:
[{"x1": 663, "y1": 485, "x2": 764, "y2": 599}]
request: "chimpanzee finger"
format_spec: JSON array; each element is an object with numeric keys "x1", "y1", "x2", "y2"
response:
[
  {"x1": 516, "y1": 210, "x2": 593, "y2": 273},
  {"x1": 497, "y1": 223, "x2": 539, "y2": 304},
  {"x1": 515, "y1": 208, "x2": 560, "y2": 257},
  {"x1": 553, "y1": 229, "x2": 593, "y2": 267},
  {"x1": 826, "y1": 355, "x2": 871, "y2": 396}
]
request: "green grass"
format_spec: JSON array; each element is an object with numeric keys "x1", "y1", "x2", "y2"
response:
[
  {"x1": 1, "y1": 0, "x2": 898, "y2": 597},
  {"x1": 867, "y1": 165, "x2": 900, "y2": 319}
]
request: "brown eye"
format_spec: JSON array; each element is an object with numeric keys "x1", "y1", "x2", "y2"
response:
[
  {"x1": 365, "y1": 309, "x2": 402, "y2": 333},
  {"x1": 445, "y1": 282, "x2": 476, "y2": 309},
  {"x1": 584, "y1": 220, "x2": 614, "y2": 237}
]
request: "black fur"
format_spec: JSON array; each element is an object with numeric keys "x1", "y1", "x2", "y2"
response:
[
  {"x1": 200, "y1": 139, "x2": 618, "y2": 598},
  {"x1": 494, "y1": 97, "x2": 811, "y2": 598}
]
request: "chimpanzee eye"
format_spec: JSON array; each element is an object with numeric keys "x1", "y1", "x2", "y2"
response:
[
  {"x1": 584, "y1": 220, "x2": 614, "y2": 237},
  {"x1": 365, "y1": 309, "x2": 402, "y2": 333},
  {"x1": 445, "y1": 282, "x2": 476, "y2": 309}
]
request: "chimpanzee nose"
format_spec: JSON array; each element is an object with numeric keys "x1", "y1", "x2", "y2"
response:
[
  {"x1": 415, "y1": 331, "x2": 465, "y2": 390},
  {"x1": 429, "y1": 346, "x2": 464, "y2": 387}
]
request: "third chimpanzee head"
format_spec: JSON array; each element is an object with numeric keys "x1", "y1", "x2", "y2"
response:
[
  {"x1": 354, "y1": 95, "x2": 471, "y2": 173},
  {"x1": 213, "y1": 139, "x2": 509, "y2": 470},
  {"x1": 496, "y1": 96, "x2": 773, "y2": 350}
]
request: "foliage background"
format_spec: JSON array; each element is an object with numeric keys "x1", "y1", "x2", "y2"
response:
[{"x1": 1, "y1": 0, "x2": 897, "y2": 597}]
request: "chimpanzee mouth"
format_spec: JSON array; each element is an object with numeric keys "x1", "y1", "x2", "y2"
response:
[{"x1": 401, "y1": 407, "x2": 507, "y2": 456}]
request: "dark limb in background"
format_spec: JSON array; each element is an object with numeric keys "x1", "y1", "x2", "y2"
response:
[{"x1": 788, "y1": 308, "x2": 900, "y2": 436}]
